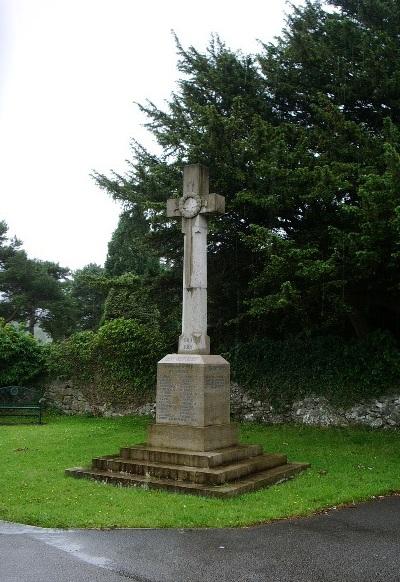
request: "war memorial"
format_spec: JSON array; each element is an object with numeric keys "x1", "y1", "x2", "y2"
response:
[{"x1": 67, "y1": 164, "x2": 308, "y2": 497}]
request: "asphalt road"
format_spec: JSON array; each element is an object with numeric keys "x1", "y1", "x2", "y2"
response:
[{"x1": 1, "y1": 496, "x2": 400, "y2": 582}]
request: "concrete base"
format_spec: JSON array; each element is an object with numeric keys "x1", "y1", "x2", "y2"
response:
[
  {"x1": 66, "y1": 462, "x2": 308, "y2": 497},
  {"x1": 147, "y1": 423, "x2": 239, "y2": 452},
  {"x1": 66, "y1": 442, "x2": 310, "y2": 498}
]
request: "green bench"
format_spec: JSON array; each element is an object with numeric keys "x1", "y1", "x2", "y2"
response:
[{"x1": 0, "y1": 386, "x2": 45, "y2": 424}]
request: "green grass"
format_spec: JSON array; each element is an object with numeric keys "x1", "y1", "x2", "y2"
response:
[{"x1": 0, "y1": 415, "x2": 399, "y2": 528}]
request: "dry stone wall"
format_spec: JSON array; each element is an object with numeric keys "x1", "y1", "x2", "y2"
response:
[
  {"x1": 44, "y1": 380, "x2": 149, "y2": 417},
  {"x1": 230, "y1": 384, "x2": 400, "y2": 429},
  {"x1": 45, "y1": 380, "x2": 400, "y2": 428},
  {"x1": 45, "y1": 380, "x2": 92, "y2": 415}
]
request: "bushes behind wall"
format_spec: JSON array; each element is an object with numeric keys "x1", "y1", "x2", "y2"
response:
[
  {"x1": 229, "y1": 331, "x2": 400, "y2": 410},
  {"x1": 47, "y1": 318, "x2": 165, "y2": 408},
  {"x1": 0, "y1": 320, "x2": 46, "y2": 388}
]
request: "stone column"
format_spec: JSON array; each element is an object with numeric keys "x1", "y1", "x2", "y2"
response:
[
  {"x1": 148, "y1": 164, "x2": 238, "y2": 451},
  {"x1": 180, "y1": 213, "x2": 209, "y2": 354}
]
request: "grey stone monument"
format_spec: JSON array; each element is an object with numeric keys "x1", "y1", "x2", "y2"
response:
[
  {"x1": 148, "y1": 164, "x2": 237, "y2": 452},
  {"x1": 67, "y1": 164, "x2": 309, "y2": 497}
]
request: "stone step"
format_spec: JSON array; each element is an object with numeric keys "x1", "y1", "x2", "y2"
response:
[
  {"x1": 65, "y1": 462, "x2": 309, "y2": 498},
  {"x1": 119, "y1": 443, "x2": 263, "y2": 468},
  {"x1": 92, "y1": 453, "x2": 287, "y2": 485}
]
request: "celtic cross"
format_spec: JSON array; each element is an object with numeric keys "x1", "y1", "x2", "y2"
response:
[{"x1": 167, "y1": 164, "x2": 225, "y2": 354}]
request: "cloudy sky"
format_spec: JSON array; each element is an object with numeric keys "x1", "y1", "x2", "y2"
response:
[{"x1": 0, "y1": 0, "x2": 297, "y2": 271}]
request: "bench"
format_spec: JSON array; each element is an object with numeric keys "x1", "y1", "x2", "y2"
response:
[{"x1": 0, "y1": 386, "x2": 45, "y2": 424}]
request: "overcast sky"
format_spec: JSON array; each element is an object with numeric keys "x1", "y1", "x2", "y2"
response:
[{"x1": 0, "y1": 0, "x2": 297, "y2": 271}]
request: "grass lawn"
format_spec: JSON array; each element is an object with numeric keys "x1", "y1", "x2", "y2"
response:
[{"x1": 0, "y1": 414, "x2": 399, "y2": 528}]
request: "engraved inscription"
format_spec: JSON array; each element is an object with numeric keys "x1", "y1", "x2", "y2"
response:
[
  {"x1": 157, "y1": 365, "x2": 198, "y2": 425},
  {"x1": 204, "y1": 365, "x2": 229, "y2": 424},
  {"x1": 172, "y1": 354, "x2": 199, "y2": 363},
  {"x1": 180, "y1": 335, "x2": 195, "y2": 352},
  {"x1": 205, "y1": 365, "x2": 228, "y2": 391}
]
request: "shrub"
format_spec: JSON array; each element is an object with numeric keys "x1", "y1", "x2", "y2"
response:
[
  {"x1": 47, "y1": 318, "x2": 165, "y2": 407},
  {"x1": 0, "y1": 320, "x2": 46, "y2": 387},
  {"x1": 229, "y1": 331, "x2": 400, "y2": 409}
]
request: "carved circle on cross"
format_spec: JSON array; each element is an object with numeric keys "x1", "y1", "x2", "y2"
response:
[{"x1": 179, "y1": 192, "x2": 202, "y2": 219}]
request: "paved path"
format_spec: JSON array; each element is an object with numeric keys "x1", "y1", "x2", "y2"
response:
[{"x1": 1, "y1": 496, "x2": 400, "y2": 582}]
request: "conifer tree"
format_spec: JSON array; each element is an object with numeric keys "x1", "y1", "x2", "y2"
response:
[{"x1": 96, "y1": 1, "x2": 400, "y2": 344}]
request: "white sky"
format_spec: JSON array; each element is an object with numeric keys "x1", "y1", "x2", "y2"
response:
[{"x1": 0, "y1": 0, "x2": 295, "y2": 271}]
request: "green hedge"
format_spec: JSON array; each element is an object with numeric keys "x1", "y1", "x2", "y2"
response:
[
  {"x1": 47, "y1": 319, "x2": 400, "y2": 411},
  {"x1": 229, "y1": 332, "x2": 400, "y2": 409},
  {"x1": 0, "y1": 320, "x2": 46, "y2": 387},
  {"x1": 47, "y1": 318, "x2": 165, "y2": 406}
]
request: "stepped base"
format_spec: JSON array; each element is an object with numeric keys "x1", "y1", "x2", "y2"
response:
[
  {"x1": 120, "y1": 442, "x2": 263, "y2": 467},
  {"x1": 66, "y1": 443, "x2": 309, "y2": 498}
]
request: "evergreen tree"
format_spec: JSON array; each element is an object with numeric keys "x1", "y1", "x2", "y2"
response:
[
  {"x1": 105, "y1": 208, "x2": 160, "y2": 277},
  {"x1": 246, "y1": 0, "x2": 400, "y2": 336},
  {"x1": 0, "y1": 222, "x2": 72, "y2": 338},
  {"x1": 95, "y1": 1, "x2": 400, "y2": 345},
  {"x1": 69, "y1": 263, "x2": 107, "y2": 331}
]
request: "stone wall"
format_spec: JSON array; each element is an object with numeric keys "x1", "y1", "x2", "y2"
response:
[
  {"x1": 44, "y1": 380, "x2": 152, "y2": 417},
  {"x1": 45, "y1": 380, "x2": 400, "y2": 428},
  {"x1": 45, "y1": 380, "x2": 92, "y2": 415},
  {"x1": 230, "y1": 384, "x2": 400, "y2": 429}
]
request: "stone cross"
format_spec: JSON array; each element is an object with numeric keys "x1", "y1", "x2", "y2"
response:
[{"x1": 167, "y1": 164, "x2": 225, "y2": 355}]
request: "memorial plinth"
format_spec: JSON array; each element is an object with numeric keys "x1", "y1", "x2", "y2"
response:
[
  {"x1": 66, "y1": 164, "x2": 309, "y2": 497},
  {"x1": 149, "y1": 354, "x2": 237, "y2": 451}
]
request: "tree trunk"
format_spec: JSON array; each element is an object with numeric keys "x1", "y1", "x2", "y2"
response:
[
  {"x1": 28, "y1": 309, "x2": 36, "y2": 335},
  {"x1": 5, "y1": 309, "x2": 19, "y2": 323},
  {"x1": 348, "y1": 308, "x2": 370, "y2": 339}
]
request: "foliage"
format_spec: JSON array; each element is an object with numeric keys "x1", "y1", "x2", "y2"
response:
[
  {"x1": 0, "y1": 319, "x2": 46, "y2": 387},
  {"x1": 69, "y1": 263, "x2": 107, "y2": 331},
  {"x1": 246, "y1": 0, "x2": 400, "y2": 338},
  {"x1": 230, "y1": 332, "x2": 400, "y2": 408},
  {"x1": 105, "y1": 209, "x2": 161, "y2": 277},
  {"x1": 1, "y1": 416, "x2": 399, "y2": 527},
  {"x1": 0, "y1": 220, "x2": 21, "y2": 264},
  {"x1": 94, "y1": 1, "x2": 400, "y2": 346},
  {"x1": 47, "y1": 318, "x2": 166, "y2": 405},
  {"x1": 100, "y1": 271, "x2": 180, "y2": 351},
  {"x1": 102, "y1": 274, "x2": 160, "y2": 326},
  {"x1": 0, "y1": 221, "x2": 73, "y2": 338}
]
